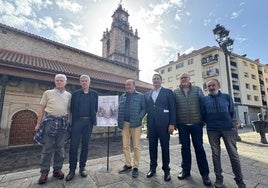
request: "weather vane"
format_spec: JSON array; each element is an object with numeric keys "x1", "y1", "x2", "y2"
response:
[{"x1": 119, "y1": 0, "x2": 123, "y2": 5}]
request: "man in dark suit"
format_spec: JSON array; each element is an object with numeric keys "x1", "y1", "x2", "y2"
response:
[
  {"x1": 145, "y1": 73, "x2": 176, "y2": 181},
  {"x1": 65, "y1": 75, "x2": 98, "y2": 181}
]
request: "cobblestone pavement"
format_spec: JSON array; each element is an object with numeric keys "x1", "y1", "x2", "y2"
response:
[{"x1": 0, "y1": 127, "x2": 267, "y2": 188}]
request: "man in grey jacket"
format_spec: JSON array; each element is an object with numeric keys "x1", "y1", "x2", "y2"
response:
[{"x1": 118, "y1": 79, "x2": 146, "y2": 178}]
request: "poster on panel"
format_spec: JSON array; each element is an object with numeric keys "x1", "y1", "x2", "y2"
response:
[{"x1": 97, "y1": 95, "x2": 118, "y2": 127}]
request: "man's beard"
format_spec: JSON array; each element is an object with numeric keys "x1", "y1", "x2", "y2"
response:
[{"x1": 209, "y1": 89, "x2": 218, "y2": 96}]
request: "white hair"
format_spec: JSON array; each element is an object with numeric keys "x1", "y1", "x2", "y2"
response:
[
  {"x1": 80, "y1": 74, "x2": 91, "y2": 82},
  {"x1": 55, "y1": 74, "x2": 67, "y2": 81}
]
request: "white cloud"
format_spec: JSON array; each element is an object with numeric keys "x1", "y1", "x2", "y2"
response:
[
  {"x1": 40, "y1": 16, "x2": 54, "y2": 29},
  {"x1": 235, "y1": 36, "x2": 247, "y2": 43},
  {"x1": 231, "y1": 9, "x2": 242, "y2": 19},
  {"x1": 56, "y1": 0, "x2": 82, "y2": 13}
]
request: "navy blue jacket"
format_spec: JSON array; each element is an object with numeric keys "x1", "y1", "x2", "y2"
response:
[
  {"x1": 201, "y1": 91, "x2": 235, "y2": 131},
  {"x1": 70, "y1": 89, "x2": 98, "y2": 125},
  {"x1": 145, "y1": 87, "x2": 176, "y2": 128}
]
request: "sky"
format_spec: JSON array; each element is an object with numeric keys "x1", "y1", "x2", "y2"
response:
[{"x1": 0, "y1": 0, "x2": 268, "y2": 83}]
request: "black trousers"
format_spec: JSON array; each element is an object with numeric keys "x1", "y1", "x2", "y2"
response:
[{"x1": 148, "y1": 120, "x2": 170, "y2": 172}]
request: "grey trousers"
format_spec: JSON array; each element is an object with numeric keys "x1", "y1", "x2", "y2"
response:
[
  {"x1": 40, "y1": 128, "x2": 66, "y2": 174},
  {"x1": 207, "y1": 130, "x2": 243, "y2": 181}
]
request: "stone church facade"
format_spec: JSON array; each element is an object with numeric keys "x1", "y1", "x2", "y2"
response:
[{"x1": 0, "y1": 5, "x2": 151, "y2": 148}]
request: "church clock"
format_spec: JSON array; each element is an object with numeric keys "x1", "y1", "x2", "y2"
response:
[{"x1": 101, "y1": 4, "x2": 140, "y2": 72}]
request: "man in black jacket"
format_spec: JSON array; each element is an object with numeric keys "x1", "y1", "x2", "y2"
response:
[
  {"x1": 66, "y1": 75, "x2": 98, "y2": 181},
  {"x1": 145, "y1": 74, "x2": 176, "y2": 181}
]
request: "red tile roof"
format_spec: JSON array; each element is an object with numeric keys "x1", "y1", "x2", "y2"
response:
[{"x1": 0, "y1": 48, "x2": 152, "y2": 90}]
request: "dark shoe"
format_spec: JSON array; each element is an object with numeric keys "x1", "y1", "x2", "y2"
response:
[
  {"x1": 146, "y1": 169, "x2": 156, "y2": 178},
  {"x1": 79, "y1": 167, "x2": 87, "y2": 177},
  {"x1": 235, "y1": 179, "x2": 246, "y2": 188},
  {"x1": 65, "y1": 171, "x2": 75, "y2": 181},
  {"x1": 53, "y1": 170, "x2": 64, "y2": 179},
  {"x1": 214, "y1": 178, "x2": 224, "y2": 188},
  {"x1": 202, "y1": 176, "x2": 212, "y2": 186},
  {"x1": 177, "y1": 170, "x2": 190, "y2": 180},
  {"x1": 132, "y1": 168, "x2": 139, "y2": 178},
  {"x1": 261, "y1": 137, "x2": 268, "y2": 144},
  {"x1": 119, "y1": 165, "x2": 132, "y2": 174},
  {"x1": 38, "y1": 173, "x2": 48, "y2": 184},
  {"x1": 164, "y1": 172, "x2": 171, "y2": 181}
]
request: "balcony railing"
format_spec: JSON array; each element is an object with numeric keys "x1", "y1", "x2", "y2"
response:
[
  {"x1": 201, "y1": 54, "x2": 219, "y2": 66},
  {"x1": 202, "y1": 68, "x2": 219, "y2": 78}
]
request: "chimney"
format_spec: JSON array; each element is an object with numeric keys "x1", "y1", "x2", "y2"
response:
[
  {"x1": 177, "y1": 53, "x2": 180, "y2": 60},
  {"x1": 255, "y1": 59, "x2": 260, "y2": 63}
]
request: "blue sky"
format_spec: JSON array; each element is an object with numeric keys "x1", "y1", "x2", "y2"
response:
[{"x1": 0, "y1": 0, "x2": 267, "y2": 83}]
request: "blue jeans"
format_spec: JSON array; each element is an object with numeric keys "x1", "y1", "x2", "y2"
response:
[
  {"x1": 207, "y1": 130, "x2": 243, "y2": 181},
  {"x1": 178, "y1": 123, "x2": 209, "y2": 177},
  {"x1": 40, "y1": 126, "x2": 66, "y2": 174},
  {"x1": 69, "y1": 119, "x2": 93, "y2": 171}
]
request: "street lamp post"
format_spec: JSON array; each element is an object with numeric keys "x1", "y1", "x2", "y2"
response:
[{"x1": 213, "y1": 24, "x2": 234, "y2": 98}]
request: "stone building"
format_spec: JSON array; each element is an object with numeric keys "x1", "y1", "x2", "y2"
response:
[{"x1": 0, "y1": 5, "x2": 151, "y2": 148}]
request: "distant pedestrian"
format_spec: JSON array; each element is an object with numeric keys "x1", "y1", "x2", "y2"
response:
[
  {"x1": 34, "y1": 74, "x2": 71, "y2": 185},
  {"x1": 201, "y1": 79, "x2": 246, "y2": 188},
  {"x1": 117, "y1": 79, "x2": 146, "y2": 178},
  {"x1": 173, "y1": 73, "x2": 211, "y2": 186},
  {"x1": 145, "y1": 74, "x2": 176, "y2": 181},
  {"x1": 65, "y1": 75, "x2": 98, "y2": 181},
  {"x1": 256, "y1": 113, "x2": 268, "y2": 144}
]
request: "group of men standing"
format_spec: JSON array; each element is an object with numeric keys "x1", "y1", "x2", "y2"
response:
[
  {"x1": 34, "y1": 72, "x2": 246, "y2": 188},
  {"x1": 118, "y1": 73, "x2": 246, "y2": 188}
]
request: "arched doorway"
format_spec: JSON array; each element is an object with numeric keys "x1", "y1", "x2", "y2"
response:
[{"x1": 9, "y1": 110, "x2": 37, "y2": 146}]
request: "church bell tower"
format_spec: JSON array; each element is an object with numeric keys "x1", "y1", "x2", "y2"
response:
[{"x1": 101, "y1": 4, "x2": 139, "y2": 72}]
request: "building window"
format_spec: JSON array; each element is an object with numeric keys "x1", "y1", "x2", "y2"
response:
[
  {"x1": 188, "y1": 70, "x2": 194, "y2": 76},
  {"x1": 250, "y1": 63, "x2": 255, "y2": 69},
  {"x1": 176, "y1": 62, "x2": 184, "y2": 69},
  {"x1": 188, "y1": 59, "x2": 193, "y2": 65},
  {"x1": 244, "y1": 72, "x2": 249, "y2": 78},
  {"x1": 243, "y1": 61, "x2": 247, "y2": 66},
  {"x1": 245, "y1": 83, "x2": 250, "y2": 89},
  {"x1": 254, "y1": 96, "x2": 259, "y2": 101},
  {"x1": 160, "y1": 69, "x2": 165, "y2": 74},
  {"x1": 203, "y1": 82, "x2": 207, "y2": 90},
  {"x1": 247, "y1": 95, "x2": 251, "y2": 100},
  {"x1": 168, "y1": 67, "x2": 172, "y2": 72},
  {"x1": 251, "y1": 74, "x2": 256, "y2": 79},
  {"x1": 253, "y1": 85, "x2": 258, "y2": 90},
  {"x1": 168, "y1": 77, "x2": 173, "y2": 82}
]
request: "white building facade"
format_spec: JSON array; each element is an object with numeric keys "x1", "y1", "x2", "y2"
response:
[{"x1": 155, "y1": 46, "x2": 268, "y2": 126}]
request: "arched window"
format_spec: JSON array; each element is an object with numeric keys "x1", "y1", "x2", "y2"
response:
[
  {"x1": 125, "y1": 38, "x2": 130, "y2": 56},
  {"x1": 106, "y1": 39, "x2": 110, "y2": 56}
]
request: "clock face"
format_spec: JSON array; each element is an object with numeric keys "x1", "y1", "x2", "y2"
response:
[{"x1": 120, "y1": 14, "x2": 127, "y2": 22}]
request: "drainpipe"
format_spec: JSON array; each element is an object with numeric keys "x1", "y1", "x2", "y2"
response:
[{"x1": 0, "y1": 75, "x2": 8, "y2": 129}]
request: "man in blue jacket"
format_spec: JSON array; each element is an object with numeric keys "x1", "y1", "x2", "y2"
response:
[
  {"x1": 201, "y1": 79, "x2": 246, "y2": 188},
  {"x1": 118, "y1": 79, "x2": 146, "y2": 178},
  {"x1": 145, "y1": 74, "x2": 176, "y2": 181},
  {"x1": 66, "y1": 75, "x2": 98, "y2": 181}
]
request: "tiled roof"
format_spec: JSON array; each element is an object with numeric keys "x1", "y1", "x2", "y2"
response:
[
  {"x1": 0, "y1": 48, "x2": 152, "y2": 89},
  {"x1": 0, "y1": 23, "x2": 137, "y2": 71}
]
